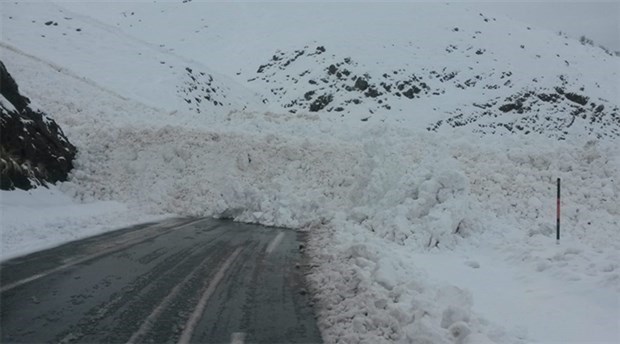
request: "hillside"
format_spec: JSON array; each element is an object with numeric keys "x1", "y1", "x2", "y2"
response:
[
  {"x1": 58, "y1": 1, "x2": 619, "y2": 138},
  {"x1": 3, "y1": 1, "x2": 265, "y2": 123},
  {"x1": 1, "y1": 1, "x2": 618, "y2": 343},
  {"x1": 4, "y1": 1, "x2": 618, "y2": 138}
]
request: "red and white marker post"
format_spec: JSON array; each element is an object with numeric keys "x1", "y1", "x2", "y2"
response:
[{"x1": 556, "y1": 178, "x2": 561, "y2": 245}]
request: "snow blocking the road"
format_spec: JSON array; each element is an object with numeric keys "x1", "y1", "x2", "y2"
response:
[{"x1": 60, "y1": 121, "x2": 619, "y2": 343}]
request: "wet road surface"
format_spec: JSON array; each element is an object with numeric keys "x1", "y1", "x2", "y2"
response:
[{"x1": 0, "y1": 218, "x2": 322, "y2": 343}]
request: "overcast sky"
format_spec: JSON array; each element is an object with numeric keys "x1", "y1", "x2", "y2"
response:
[
  {"x1": 472, "y1": 1, "x2": 619, "y2": 51},
  {"x1": 69, "y1": 0, "x2": 620, "y2": 51},
  {"x1": 228, "y1": 0, "x2": 619, "y2": 51}
]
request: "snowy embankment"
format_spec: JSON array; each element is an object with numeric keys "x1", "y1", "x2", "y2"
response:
[
  {"x1": 3, "y1": 45, "x2": 619, "y2": 343},
  {"x1": 308, "y1": 136, "x2": 619, "y2": 343},
  {"x1": 0, "y1": 187, "x2": 170, "y2": 261}
]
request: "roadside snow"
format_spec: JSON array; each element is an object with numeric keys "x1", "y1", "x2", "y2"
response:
[
  {"x1": 306, "y1": 134, "x2": 619, "y2": 344},
  {"x1": 0, "y1": 187, "x2": 170, "y2": 261},
  {"x1": 411, "y1": 243, "x2": 619, "y2": 343}
]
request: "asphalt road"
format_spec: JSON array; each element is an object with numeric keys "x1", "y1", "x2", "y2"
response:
[{"x1": 0, "y1": 218, "x2": 322, "y2": 343}]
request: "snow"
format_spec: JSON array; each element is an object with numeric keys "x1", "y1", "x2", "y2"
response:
[
  {"x1": 411, "y1": 244, "x2": 619, "y2": 343},
  {"x1": 1, "y1": 1, "x2": 619, "y2": 343},
  {"x1": 0, "y1": 94, "x2": 18, "y2": 114},
  {"x1": 0, "y1": 186, "x2": 171, "y2": 261},
  {"x1": 306, "y1": 134, "x2": 619, "y2": 343}
]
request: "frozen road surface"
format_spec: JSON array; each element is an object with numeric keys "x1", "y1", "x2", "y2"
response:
[{"x1": 0, "y1": 218, "x2": 322, "y2": 343}]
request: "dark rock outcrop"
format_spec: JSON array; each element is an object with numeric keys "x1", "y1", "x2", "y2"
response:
[
  {"x1": 0, "y1": 61, "x2": 77, "y2": 190},
  {"x1": 564, "y1": 92, "x2": 589, "y2": 106},
  {"x1": 309, "y1": 94, "x2": 333, "y2": 112},
  {"x1": 245, "y1": 45, "x2": 446, "y2": 115},
  {"x1": 242, "y1": 44, "x2": 617, "y2": 136},
  {"x1": 427, "y1": 86, "x2": 620, "y2": 140}
]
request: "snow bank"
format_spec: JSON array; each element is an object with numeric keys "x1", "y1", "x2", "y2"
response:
[
  {"x1": 0, "y1": 187, "x2": 170, "y2": 261},
  {"x1": 60, "y1": 124, "x2": 479, "y2": 247},
  {"x1": 456, "y1": 137, "x2": 620, "y2": 292},
  {"x1": 306, "y1": 133, "x2": 619, "y2": 343}
]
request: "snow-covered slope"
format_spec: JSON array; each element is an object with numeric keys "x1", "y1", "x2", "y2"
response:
[
  {"x1": 58, "y1": 1, "x2": 619, "y2": 137},
  {"x1": 2, "y1": 1, "x2": 265, "y2": 121},
  {"x1": 1, "y1": 1, "x2": 619, "y2": 343},
  {"x1": 6, "y1": 1, "x2": 618, "y2": 137}
]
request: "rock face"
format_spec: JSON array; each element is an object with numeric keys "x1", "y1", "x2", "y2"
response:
[
  {"x1": 427, "y1": 86, "x2": 620, "y2": 140},
  {"x1": 0, "y1": 61, "x2": 77, "y2": 190},
  {"x1": 246, "y1": 45, "x2": 442, "y2": 116},
  {"x1": 240, "y1": 43, "x2": 618, "y2": 138}
]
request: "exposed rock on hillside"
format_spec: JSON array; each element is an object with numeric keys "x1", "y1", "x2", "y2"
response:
[
  {"x1": 245, "y1": 44, "x2": 618, "y2": 139},
  {"x1": 0, "y1": 61, "x2": 77, "y2": 190},
  {"x1": 427, "y1": 86, "x2": 620, "y2": 140},
  {"x1": 247, "y1": 45, "x2": 448, "y2": 115},
  {"x1": 177, "y1": 66, "x2": 232, "y2": 114}
]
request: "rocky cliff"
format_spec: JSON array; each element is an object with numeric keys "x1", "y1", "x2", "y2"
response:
[{"x1": 1, "y1": 61, "x2": 77, "y2": 190}]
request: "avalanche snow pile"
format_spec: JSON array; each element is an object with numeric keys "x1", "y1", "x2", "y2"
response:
[
  {"x1": 55, "y1": 119, "x2": 620, "y2": 343},
  {"x1": 2, "y1": 1, "x2": 619, "y2": 343}
]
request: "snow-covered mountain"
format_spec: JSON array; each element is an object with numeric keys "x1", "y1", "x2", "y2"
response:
[
  {"x1": 4, "y1": 1, "x2": 618, "y2": 137},
  {"x1": 54, "y1": 1, "x2": 620, "y2": 137},
  {"x1": 2, "y1": 1, "x2": 618, "y2": 343}
]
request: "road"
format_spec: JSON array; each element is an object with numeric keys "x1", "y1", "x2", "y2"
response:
[{"x1": 0, "y1": 218, "x2": 322, "y2": 343}]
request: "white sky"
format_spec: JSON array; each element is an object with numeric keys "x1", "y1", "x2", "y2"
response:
[
  {"x1": 225, "y1": 0, "x2": 619, "y2": 51},
  {"x1": 51, "y1": 0, "x2": 620, "y2": 51},
  {"x1": 472, "y1": 1, "x2": 620, "y2": 51}
]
